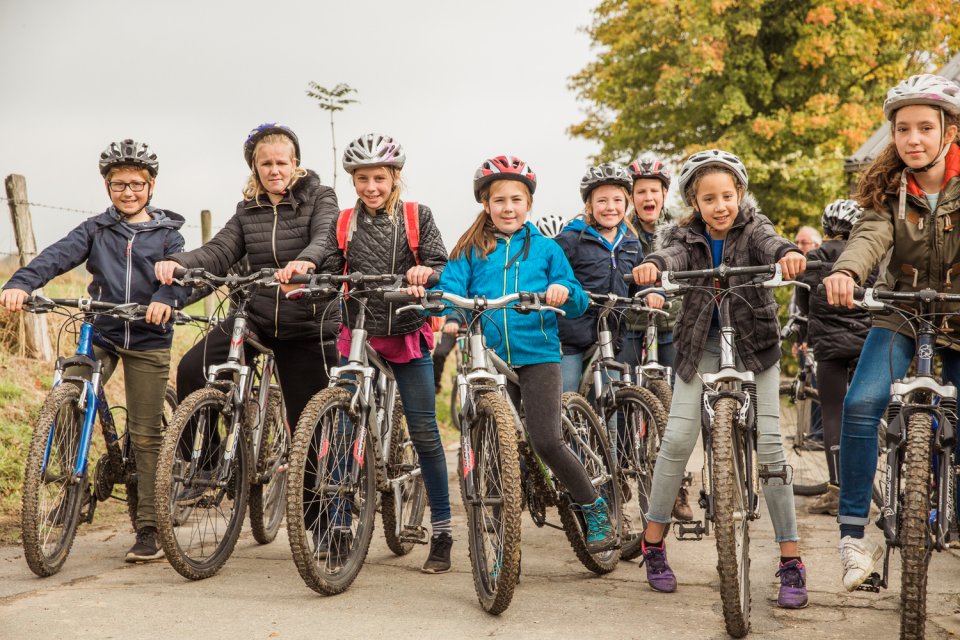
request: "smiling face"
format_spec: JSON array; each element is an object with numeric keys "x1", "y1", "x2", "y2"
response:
[
  {"x1": 352, "y1": 166, "x2": 395, "y2": 211},
  {"x1": 484, "y1": 179, "x2": 531, "y2": 234},
  {"x1": 692, "y1": 170, "x2": 740, "y2": 239},
  {"x1": 106, "y1": 167, "x2": 153, "y2": 220},
  {"x1": 894, "y1": 104, "x2": 958, "y2": 170},
  {"x1": 632, "y1": 178, "x2": 665, "y2": 229},
  {"x1": 255, "y1": 141, "x2": 296, "y2": 196},
  {"x1": 588, "y1": 184, "x2": 628, "y2": 230}
]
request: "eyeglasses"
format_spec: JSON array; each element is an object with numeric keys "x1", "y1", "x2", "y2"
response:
[{"x1": 108, "y1": 181, "x2": 148, "y2": 193}]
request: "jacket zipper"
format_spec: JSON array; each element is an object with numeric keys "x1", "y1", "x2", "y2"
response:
[
  {"x1": 124, "y1": 232, "x2": 137, "y2": 349},
  {"x1": 387, "y1": 213, "x2": 399, "y2": 335},
  {"x1": 271, "y1": 204, "x2": 280, "y2": 337},
  {"x1": 502, "y1": 236, "x2": 512, "y2": 364}
]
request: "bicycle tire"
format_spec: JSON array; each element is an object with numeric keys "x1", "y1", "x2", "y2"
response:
[
  {"x1": 249, "y1": 387, "x2": 289, "y2": 544},
  {"x1": 382, "y1": 396, "x2": 428, "y2": 556},
  {"x1": 899, "y1": 411, "x2": 932, "y2": 639},
  {"x1": 21, "y1": 384, "x2": 87, "y2": 577},
  {"x1": 463, "y1": 392, "x2": 522, "y2": 615},
  {"x1": 647, "y1": 379, "x2": 673, "y2": 427},
  {"x1": 605, "y1": 386, "x2": 667, "y2": 561},
  {"x1": 711, "y1": 396, "x2": 751, "y2": 638},
  {"x1": 557, "y1": 392, "x2": 621, "y2": 575},
  {"x1": 286, "y1": 387, "x2": 377, "y2": 595},
  {"x1": 450, "y1": 379, "x2": 462, "y2": 432},
  {"x1": 155, "y1": 388, "x2": 250, "y2": 580},
  {"x1": 778, "y1": 383, "x2": 828, "y2": 496}
]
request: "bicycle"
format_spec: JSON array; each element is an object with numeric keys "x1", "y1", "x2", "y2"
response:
[
  {"x1": 647, "y1": 261, "x2": 814, "y2": 638},
  {"x1": 778, "y1": 313, "x2": 829, "y2": 496},
  {"x1": 281, "y1": 272, "x2": 428, "y2": 596},
  {"x1": 154, "y1": 268, "x2": 290, "y2": 580},
  {"x1": 395, "y1": 287, "x2": 620, "y2": 614},
  {"x1": 632, "y1": 303, "x2": 675, "y2": 412},
  {"x1": 838, "y1": 286, "x2": 960, "y2": 639},
  {"x1": 19, "y1": 296, "x2": 195, "y2": 577}
]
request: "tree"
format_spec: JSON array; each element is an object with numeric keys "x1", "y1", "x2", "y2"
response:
[
  {"x1": 570, "y1": 0, "x2": 960, "y2": 231},
  {"x1": 306, "y1": 82, "x2": 359, "y2": 189}
]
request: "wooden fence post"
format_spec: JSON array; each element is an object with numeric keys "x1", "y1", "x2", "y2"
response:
[
  {"x1": 200, "y1": 210, "x2": 213, "y2": 317},
  {"x1": 4, "y1": 174, "x2": 53, "y2": 360}
]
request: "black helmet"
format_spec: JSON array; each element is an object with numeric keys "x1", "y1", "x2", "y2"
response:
[
  {"x1": 243, "y1": 123, "x2": 301, "y2": 168},
  {"x1": 99, "y1": 139, "x2": 159, "y2": 177}
]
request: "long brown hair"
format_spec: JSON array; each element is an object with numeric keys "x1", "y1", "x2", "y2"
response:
[
  {"x1": 857, "y1": 109, "x2": 960, "y2": 211},
  {"x1": 450, "y1": 182, "x2": 533, "y2": 260}
]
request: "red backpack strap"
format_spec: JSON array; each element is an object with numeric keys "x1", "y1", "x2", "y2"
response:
[
  {"x1": 403, "y1": 201, "x2": 420, "y2": 265},
  {"x1": 336, "y1": 208, "x2": 356, "y2": 275}
]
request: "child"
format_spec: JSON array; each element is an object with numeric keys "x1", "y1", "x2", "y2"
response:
[
  {"x1": 631, "y1": 149, "x2": 809, "y2": 608},
  {"x1": 823, "y1": 74, "x2": 960, "y2": 591},
  {"x1": 1, "y1": 139, "x2": 188, "y2": 562},
  {"x1": 437, "y1": 154, "x2": 614, "y2": 552},
  {"x1": 316, "y1": 133, "x2": 454, "y2": 573}
]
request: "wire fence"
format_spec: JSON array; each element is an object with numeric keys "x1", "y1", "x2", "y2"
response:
[{"x1": 0, "y1": 196, "x2": 202, "y2": 229}]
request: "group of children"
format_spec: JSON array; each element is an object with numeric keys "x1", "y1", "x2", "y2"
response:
[{"x1": 6, "y1": 71, "x2": 960, "y2": 621}]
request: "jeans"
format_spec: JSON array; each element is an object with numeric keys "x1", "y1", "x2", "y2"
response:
[
  {"x1": 645, "y1": 335, "x2": 798, "y2": 543},
  {"x1": 838, "y1": 328, "x2": 960, "y2": 528}
]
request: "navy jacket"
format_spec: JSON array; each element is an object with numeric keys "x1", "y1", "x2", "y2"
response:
[
  {"x1": 4, "y1": 207, "x2": 190, "y2": 351},
  {"x1": 554, "y1": 219, "x2": 641, "y2": 354}
]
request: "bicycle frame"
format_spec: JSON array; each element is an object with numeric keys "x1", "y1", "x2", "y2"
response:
[{"x1": 636, "y1": 308, "x2": 673, "y2": 387}]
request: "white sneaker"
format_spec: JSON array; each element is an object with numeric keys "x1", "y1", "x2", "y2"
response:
[{"x1": 838, "y1": 535, "x2": 883, "y2": 591}]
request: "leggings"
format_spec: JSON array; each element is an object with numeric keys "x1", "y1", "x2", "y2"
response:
[{"x1": 816, "y1": 357, "x2": 852, "y2": 486}]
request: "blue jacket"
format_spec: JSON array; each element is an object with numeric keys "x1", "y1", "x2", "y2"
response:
[
  {"x1": 3, "y1": 207, "x2": 190, "y2": 351},
  {"x1": 437, "y1": 222, "x2": 587, "y2": 366},
  {"x1": 554, "y1": 219, "x2": 641, "y2": 353}
]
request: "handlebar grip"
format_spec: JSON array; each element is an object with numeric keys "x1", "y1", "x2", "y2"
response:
[
  {"x1": 424, "y1": 273, "x2": 440, "y2": 288},
  {"x1": 288, "y1": 274, "x2": 313, "y2": 284},
  {"x1": 383, "y1": 291, "x2": 420, "y2": 304},
  {"x1": 805, "y1": 259, "x2": 822, "y2": 270},
  {"x1": 622, "y1": 273, "x2": 636, "y2": 284},
  {"x1": 816, "y1": 283, "x2": 865, "y2": 299},
  {"x1": 172, "y1": 267, "x2": 187, "y2": 278}
]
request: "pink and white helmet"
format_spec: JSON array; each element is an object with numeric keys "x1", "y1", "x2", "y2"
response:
[
  {"x1": 342, "y1": 133, "x2": 406, "y2": 173},
  {"x1": 629, "y1": 153, "x2": 671, "y2": 190},
  {"x1": 883, "y1": 74, "x2": 960, "y2": 121}
]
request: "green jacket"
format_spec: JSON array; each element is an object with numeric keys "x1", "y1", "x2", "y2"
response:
[
  {"x1": 625, "y1": 211, "x2": 681, "y2": 336},
  {"x1": 833, "y1": 167, "x2": 960, "y2": 343}
]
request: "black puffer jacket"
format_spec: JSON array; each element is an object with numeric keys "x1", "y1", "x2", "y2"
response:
[
  {"x1": 317, "y1": 200, "x2": 447, "y2": 336},
  {"x1": 167, "y1": 171, "x2": 339, "y2": 340},
  {"x1": 796, "y1": 239, "x2": 873, "y2": 361},
  {"x1": 642, "y1": 196, "x2": 799, "y2": 383}
]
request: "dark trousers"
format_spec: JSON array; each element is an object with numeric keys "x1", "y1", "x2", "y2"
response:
[{"x1": 817, "y1": 357, "x2": 851, "y2": 486}]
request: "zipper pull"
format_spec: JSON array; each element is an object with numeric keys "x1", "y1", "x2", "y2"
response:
[
  {"x1": 919, "y1": 216, "x2": 924, "y2": 231},
  {"x1": 126, "y1": 239, "x2": 133, "y2": 257}
]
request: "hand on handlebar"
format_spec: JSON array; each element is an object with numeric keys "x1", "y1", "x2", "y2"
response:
[
  {"x1": 154, "y1": 260, "x2": 182, "y2": 285},
  {"x1": 0, "y1": 288, "x2": 28, "y2": 313},
  {"x1": 403, "y1": 266, "x2": 436, "y2": 298},
  {"x1": 442, "y1": 320, "x2": 460, "y2": 335},
  {"x1": 144, "y1": 301, "x2": 172, "y2": 325},
  {"x1": 276, "y1": 260, "x2": 315, "y2": 284},
  {"x1": 822, "y1": 271, "x2": 857, "y2": 309},
  {"x1": 778, "y1": 251, "x2": 806, "y2": 280},
  {"x1": 632, "y1": 263, "x2": 660, "y2": 286},
  {"x1": 644, "y1": 292, "x2": 665, "y2": 309},
  {"x1": 544, "y1": 284, "x2": 569, "y2": 308}
]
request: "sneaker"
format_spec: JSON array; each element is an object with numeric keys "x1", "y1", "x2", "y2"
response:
[
  {"x1": 326, "y1": 527, "x2": 353, "y2": 571},
  {"x1": 421, "y1": 532, "x2": 453, "y2": 574},
  {"x1": 807, "y1": 484, "x2": 839, "y2": 516},
  {"x1": 125, "y1": 527, "x2": 164, "y2": 563},
  {"x1": 776, "y1": 559, "x2": 808, "y2": 608},
  {"x1": 839, "y1": 535, "x2": 883, "y2": 591},
  {"x1": 639, "y1": 538, "x2": 677, "y2": 592},
  {"x1": 671, "y1": 486, "x2": 694, "y2": 521},
  {"x1": 580, "y1": 496, "x2": 615, "y2": 552}
]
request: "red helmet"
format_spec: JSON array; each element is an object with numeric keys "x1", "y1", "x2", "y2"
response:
[
  {"x1": 473, "y1": 155, "x2": 537, "y2": 202},
  {"x1": 629, "y1": 153, "x2": 671, "y2": 190}
]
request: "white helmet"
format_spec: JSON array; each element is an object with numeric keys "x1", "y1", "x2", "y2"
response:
[
  {"x1": 535, "y1": 214, "x2": 566, "y2": 238},
  {"x1": 821, "y1": 199, "x2": 862, "y2": 238},
  {"x1": 676, "y1": 149, "x2": 748, "y2": 205},
  {"x1": 342, "y1": 133, "x2": 406, "y2": 173},
  {"x1": 883, "y1": 74, "x2": 960, "y2": 121}
]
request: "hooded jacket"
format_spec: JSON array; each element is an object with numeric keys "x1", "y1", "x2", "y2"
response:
[
  {"x1": 3, "y1": 207, "x2": 189, "y2": 351},
  {"x1": 641, "y1": 196, "x2": 798, "y2": 382},
  {"x1": 625, "y1": 210, "x2": 682, "y2": 336},
  {"x1": 437, "y1": 222, "x2": 588, "y2": 367}
]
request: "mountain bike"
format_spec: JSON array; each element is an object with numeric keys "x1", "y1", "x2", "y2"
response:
[
  {"x1": 19, "y1": 296, "x2": 196, "y2": 577},
  {"x1": 282, "y1": 272, "x2": 428, "y2": 596},
  {"x1": 649, "y1": 262, "x2": 813, "y2": 638},
  {"x1": 394, "y1": 288, "x2": 620, "y2": 614},
  {"x1": 839, "y1": 286, "x2": 960, "y2": 639},
  {"x1": 632, "y1": 303, "x2": 674, "y2": 412},
  {"x1": 154, "y1": 268, "x2": 290, "y2": 580}
]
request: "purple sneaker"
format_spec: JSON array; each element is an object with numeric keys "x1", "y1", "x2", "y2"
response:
[
  {"x1": 639, "y1": 540, "x2": 677, "y2": 593},
  {"x1": 776, "y1": 559, "x2": 808, "y2": 609}
]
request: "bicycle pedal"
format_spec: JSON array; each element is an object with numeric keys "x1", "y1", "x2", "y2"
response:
[
  {"x1": 855, "y1": 572, "x2": 882, "y2": 593},
  {"x1": 758, "y1": 463, "x2": 792, "y2": 485},
  {"x1": 399, "y1": 525, "x2": 429, "y2": 545},
  {"x1": 673, "y1": 520, "x2": 705, "y2": 541}
]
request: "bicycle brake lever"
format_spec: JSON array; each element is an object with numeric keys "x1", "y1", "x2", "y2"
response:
[{"x1": 761, "y1": 264, "x2": 785, "y2": 289}]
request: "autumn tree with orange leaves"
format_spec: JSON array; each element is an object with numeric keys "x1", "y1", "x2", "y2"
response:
[{"x1": 570, "y1": 0, "x2": 960, "y2": 231}]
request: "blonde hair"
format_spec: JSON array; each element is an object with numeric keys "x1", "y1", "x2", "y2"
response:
[
  {"x1": 680, "y1": 166, "x2": 746, "y2": 226},
  {"x1": 584, "y1": 184, "x2": 636, "y2": 234},
  {"x1": 450, "y1": 182, "x2": 533, "y2": 260},
  {"x1": 242, "y1": 133, "x2": 307, "y2": 201}
]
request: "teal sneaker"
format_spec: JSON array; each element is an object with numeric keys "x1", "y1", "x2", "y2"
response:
[{"x1": 580, "y1": 496, "x2": 614, "y2": 552}]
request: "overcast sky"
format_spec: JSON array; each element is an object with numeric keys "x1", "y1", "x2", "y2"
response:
[{"x1": 0, "y1": 0, "x2": 602, "y2": 258}]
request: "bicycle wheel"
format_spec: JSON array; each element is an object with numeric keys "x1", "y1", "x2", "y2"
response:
[
  {"x1": 382, "y1": 396, "x2": 428, "y2": 556},
  {"x1": 450, "y1": 380, "x2": 462, "y2": 432},
  {"x1": 647, "y1": 379, "x2": 673, "y2": 428},
  {"x1": 155, "y1": 387, "x2": 250, "y2": 580},
  {"x1": 21, "y1": 384, "x2": 87, "y2": 577},
  {"x1": 900, "y1": 411, "x2": 932, "y2": 639},
  {"x1": 286, "y1": 387, "x2": 377, "y2": 595},
  {"x1": 779, "y1": 383, "x2": 828, "y2": 496},
  {"x1": 711, "y1": 396, "x2": 751, "y2": 638},
  {"x1": 249, "y1": 387, "x2": 289, "y2": 544},
  {"x1": 462, "y1": 392, "x2": 522, "y2": 615},
  {"x1": 557, "y1": 392, "x2": 621, "y2": 574},
  {"x1": 610, "y1": 386, "x2": 668, "y2": 561}
]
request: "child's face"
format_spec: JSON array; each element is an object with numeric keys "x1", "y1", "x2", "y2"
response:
[
  {"x1": 590, "y1": 184, "x2": 627, "y2": 229},
  {"x1": 106, "y1": 168, "x2": 153, "y2": 217},
  {"x1": 484, "y1": 180, "x2": 530, "y2": 235},
  {"x1": 255, "y1": 141, "x2": 296, "y2": 195},
  {"x1": 631, "y1": 178, "x2": 665, "y2": 226},
  {"x1": 353, "y1": 166, "x2": 394, "y2": 211},
  {"x1": 693, "y1": 172, "x2": 740, "y2": 238},
  {"x1": 894, "y1": 104, "x2": 958, "y2": 170}
]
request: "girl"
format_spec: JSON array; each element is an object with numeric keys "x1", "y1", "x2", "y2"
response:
[
  {"x1": 796, "y1": 200, "x2": 871, "y2": 518},
  {"x1": 316, "y1": 133, "x2": 454, "y2": 574},
  {"x1": 823, "y1": 74, "x2": 960, "y2": 591},
  {"x1": 631, "y1": 149, "x2": 809, "y2": 609},
  {"x1": 438, "y1": 155, "x2": 614, "y2": 552}
]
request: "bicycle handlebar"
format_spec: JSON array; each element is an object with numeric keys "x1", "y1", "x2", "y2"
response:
[
  {"x1": 23, "y1": 296, "x2": 210, "y2": 324},
  {"x1": 173, "y1": 267, "x2": 278, "y2": 289},
  {"x1": 816, "y1": 284, "x2": 960, "y2": 311},
  {"x1": 284, "y1": 272, "x2": 440, "y2": 298},
  {"x1": 384, "y1": 290, "x2": 565, "y2": 317},
  {"x1": 585, "y1": 291, "x2": 669, "y2": 317},
  {"x1": 623, "y1": 260, "x2": 823, "y2": 293}
]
